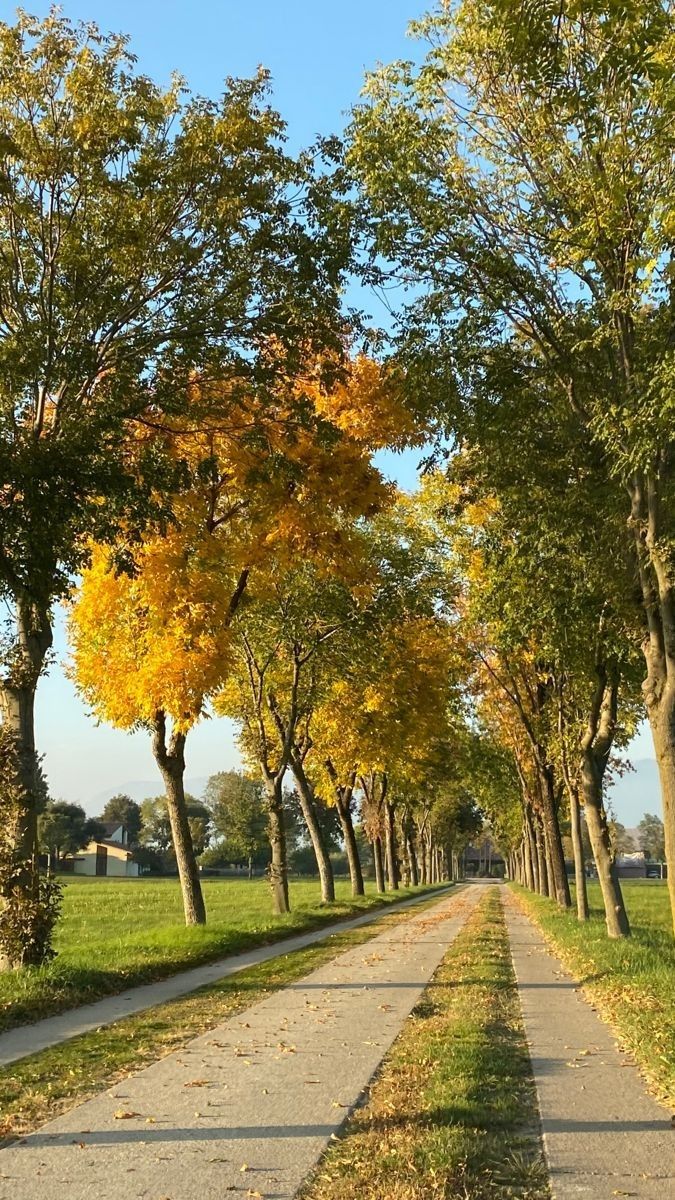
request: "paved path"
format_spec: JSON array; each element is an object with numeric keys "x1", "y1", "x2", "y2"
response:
[
  {"x1": 505, "y1": 891, "x2": 674, "y2": 1200},
  {"x1": 0, "y1": 884, "x2": 485, "y2": 1200},
  {"x1": 0, "y1": 886, "x2": 452, "y2": 1069}
]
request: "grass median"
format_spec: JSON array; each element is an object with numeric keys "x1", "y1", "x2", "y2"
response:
[
  {"x1": 0, "y1": 877, "x2": 447, "y2": 1033},
  {"x1": 511, "y1": 880, "x2": 675, "y2": 1108},
  {"x1": 300, "y1": 887, "x2": 549, "y2": 1200},
  {"x1": 0, "y1": 887, "x2": 456, "y2": 1141}
]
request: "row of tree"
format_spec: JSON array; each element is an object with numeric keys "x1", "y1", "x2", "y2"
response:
[
  {"x1": 344, "y1": 0, "x2": 675, "y2": 935},
  {"x1": 3, "y1": 4, "x2": 675, "y2": 963}
]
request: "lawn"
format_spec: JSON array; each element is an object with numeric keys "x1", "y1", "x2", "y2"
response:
[
  {"x1": 0, "y1": 876, "x2": 445, "y2": 1033},
  {"x1": 512, "y1": 879, "x2": 675, "y2": 1106}
]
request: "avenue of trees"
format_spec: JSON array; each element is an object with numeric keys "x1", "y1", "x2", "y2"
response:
[{"x1": 2, "y1": 3, "x2": 675, "y2": 965}]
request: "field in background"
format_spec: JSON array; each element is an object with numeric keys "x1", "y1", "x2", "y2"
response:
[
  {"x1": 513, "y1": 880, "x2": 675, "y2": 1106},
  {"x1": 0, "y1": 877, "x2": 443, "y2": 1034}
]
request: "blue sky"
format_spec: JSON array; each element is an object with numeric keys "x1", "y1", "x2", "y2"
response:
[
  {"x1": 1, "y1": 0, "x2": 426, "y2": 809},
  {"x1": 1, "y1": 2, "x2": 660, "y2": 826}
]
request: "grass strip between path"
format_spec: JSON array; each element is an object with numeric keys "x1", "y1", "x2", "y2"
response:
[
  {"x1": 0, "y1": 889, "x2": 454, "y2": 1141},
  {"x1": 511, "y1": 882, "x2": 675, "y2": 1108},
  {"x1": 300, "y1": 888, "x2": 549, "y2": 1200}
]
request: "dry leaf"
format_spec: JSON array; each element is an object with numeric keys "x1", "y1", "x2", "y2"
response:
[{"x1": 113, "y1": 1110, "x2": 141, "y2": 1120}]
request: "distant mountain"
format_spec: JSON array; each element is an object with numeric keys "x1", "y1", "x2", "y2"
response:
[
  {"x1": 607, "y1": 758, "x2": 663, "y2": 826},
  {"x1": 88, "y1": 777, "x2": 211, "y2": 812}
]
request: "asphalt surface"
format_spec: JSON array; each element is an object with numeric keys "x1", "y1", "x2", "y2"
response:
[
  {"x1": 505, "y1": 892, "x2": 674, "y2": 1200},
  {"x1": 0, "y1": 883, "x2": 484, "y2": 1200}
]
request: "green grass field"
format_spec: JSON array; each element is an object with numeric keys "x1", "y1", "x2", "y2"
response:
[
  {"x1": 512, "y1": 879, "x2": 675, "y2": 1106},
  {"x1": 0, "y1": 876, "x2": 443, "y2": 1033}
]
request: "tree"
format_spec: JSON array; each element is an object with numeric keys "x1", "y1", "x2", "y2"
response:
[
  {"x1": 349, "y1": 0, "x2": 675, "y2": 929},
  {"x1": 638, "y1": 814, "x2": 666, "y2": 862},
  {"x1": 38, "y1": 801, "x2": 102, "y2": 867},
  {"x1": 0, "y1": 9, "x2": 353, "y2": 962},
  {"x1": 204, "y1": 772, "x2": 268, "y2": 876},
  {"x1": 610, "y1": 821, "x2": 636, "y2": 857},
  {"x1": 99, "y1": 796, "x2": 142, "y2": 844}
]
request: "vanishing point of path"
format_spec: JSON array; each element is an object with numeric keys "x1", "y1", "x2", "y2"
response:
[{"x1": 1, "y1": 883, "x2": 673, "y2": 1200}]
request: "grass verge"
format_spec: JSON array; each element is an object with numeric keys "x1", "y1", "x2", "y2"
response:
[
  {"x1": 300, "y1": 888, "x2": 549, "y2": 1200},
  {"x1": 0, "y1": 888, "x2": 454, "y2": 1142},
  {"x1": 511, "y1": 881, "x2": 675, "y2": 1108},
  {"x1": 0, "y1": 878, "x2": 446, "y2": 1033}
]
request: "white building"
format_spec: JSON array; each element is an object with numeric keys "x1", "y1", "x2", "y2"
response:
[{"x1": 73, "y1": 822, "x2": 139, "y2": 877}]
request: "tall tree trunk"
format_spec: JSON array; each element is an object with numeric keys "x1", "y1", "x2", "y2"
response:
[
  {"x1": 373, "y1": 836, "x2": 385, "y2": 892},
  {"x1": 580, "y1": 759, "x2": 630, "y2": 938},
  {"x1": 540, "y1": 766, "x2": 571, "y2": 907},
  {"x1": 526, "y1": 808, "x2": 540, "y2": 893},
  {"x1": 534, "y1": 817, "x2": 548, "y2": 896},
  {"x1": 383, "y1": 796, "x2": 399, "y2": 891},
  {"x1": 326, "y1": 764, "x2": 364, "y2": 897},
  {"x1": 569, "y1": 784, "x2": 589, "y2": 921},
  {"x1": 405, "y1": 821, "x2": 419, "y2": 886},
  {"x1": 289, "y1": 755, "x2": 335, "y2": 903},
  {"x1": 644, "y1": 690, "x2": 675, "y2": 930},
  {"x1": 522, "y1": 821, "x2": 534, "y2": 891},
  {"x1": 630, "y1": 471, "x2": 675, "y2": 930},
  {"x1": 151, "y1": 713, "x2": 206, "y2": 926},
  {"x1": 0, "y1": 597, "x2": 53, "y2": 967},
  {"x1": 419, "y1": 836, "x2": 428, "y2": 884},
  {"x1": 263, "y1": 776, "x2": 290, "y2": 915}
]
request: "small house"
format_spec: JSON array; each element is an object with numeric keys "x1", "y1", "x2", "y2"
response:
[{"x1": 73, "y1": 821, "x2": 139, "y2": 877}]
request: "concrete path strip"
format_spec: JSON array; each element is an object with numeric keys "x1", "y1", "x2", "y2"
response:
[
  {"x1": 0, "y1": 886, "x2": 453, "y2": 1069},
  {"x1": 504, "y1": 891, "x2": 674, "y2": 1200},
  {"x1": 0, "y1": 884, "x2": 485, "y2": 1200}
]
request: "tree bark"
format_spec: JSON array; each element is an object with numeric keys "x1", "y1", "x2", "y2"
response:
[
  {"x1": 580, "y1": 763, "x2": 630, "y2": 938},
  {"x1": 325, "y1": 764, "x2": 364, "y2": 896},
  {"x1": 264, "y1": 776, "x2": 290, "y2": 915},
  {"x1": 629, "y1": 470, "x2": 675, "y2": 930},
  {"x1": 383, "y1": 795, "x2": 399, "y2": 891},
  {"x1": 373, "y1": 836, "x2": 385, "y2": 892},
  {"x1": 404, "y1": 821, "x2": 419, "y2": 886},
  {"x1": 540, "y1": 766, "x2": 571, "y2": 907},
  {"x1": 289, "y1": 754, "x2": 335, "y2": 903},
  {"x1": 0, "y1": 598, "x2": 53, "y2": 963},
  {"x1": 151, "y1": 713, "x2": 206, "y2": 926},
  {"x1": 647, "y1": 697, "x2": 675, "y2": 927},
  {"x1": 569, "y1": 784, "x2": 589, "y2": 921}
]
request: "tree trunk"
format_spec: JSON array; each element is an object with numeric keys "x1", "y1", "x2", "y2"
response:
[
  {"x1": 0, "y1": 598, "x2": 53, "y2": 967},
  {"x1": 522, "y1": 822, "x2": 534, "y2": 891},
  {"x1": 405, "y1": 824, "x2": 419, "y2": 886},
  {"x1": 534, "y1": 817, "x2": 548, "y2": 896},
  {"x1": 526, "y1": 809, "x2": 540, "y2": 893},
  {"x1": 629, "y1": 471, "x2": 675, "y2": 931},
  {"x1": 569, "y1": 784, "x2": 589, "y2": 922},
  {"x1": 335, "y1": 788, "x2": 364, "y2": 896},
  {"x1": 263, "y1": 776, "x2": 290, "y2": 915},
  {"x1": 540, "y1": 766, "x2": 571, "y2": 907},
  {"x1": 325, "y1": 763, "x2": 364, "y2": 897},
  {"x1": 373, "y1": 836, "x2": 385, "y2": 893},
  {"x1": 290, "y1": 756, "x2": 335, "y2": 903},
  {"x1": 247, "y1": 855, "x2": 253, "y2": 880},
  {"x1": 580, "y1": 758, "x2": 630, "y2": 938},
  {"x1": 383, "y1": 798, "x2": 399, "y2": 891},
  {"x1": 260, "y1": 772, "x2": 285, "y2": 912},
  {"x1": 644, "y1": 690, "x2": 675, "y2": 931},
  {"x1": 151, "y1": 714, "x2": 206, "y2": 926}
]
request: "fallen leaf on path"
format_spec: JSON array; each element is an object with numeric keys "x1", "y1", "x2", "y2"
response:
[
  {"x1": 184, "y1": 1079, "x2": 212, "y2": 1088},
  {"x1": 113, "y1": 1110, "x2": 141, "y2": 1120}
]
